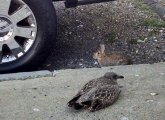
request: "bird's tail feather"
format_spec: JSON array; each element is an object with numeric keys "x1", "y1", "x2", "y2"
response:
[
  {"x1": 82, "y1": 101, "x2": 92, "y2": 106},
  {"x1": 68, "y1": 95, "x2": 81, "y2": 107},
  {"x1": 73, "y1": 103, "x2": 84, "y2": 110}
]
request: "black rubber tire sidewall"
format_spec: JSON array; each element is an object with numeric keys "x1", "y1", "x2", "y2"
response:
[{"x1": 0, "y1": 0, "x2": 57, "y2": 73}]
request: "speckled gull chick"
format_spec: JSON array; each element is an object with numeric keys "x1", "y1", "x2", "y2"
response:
[{"x1": 68, "y1": 72, "x2": 124, "y2": 112}]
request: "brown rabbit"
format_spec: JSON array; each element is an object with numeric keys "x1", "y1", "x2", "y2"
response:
[{"x1": 93, "y1": 44, "x2": 132, "y2": 67}]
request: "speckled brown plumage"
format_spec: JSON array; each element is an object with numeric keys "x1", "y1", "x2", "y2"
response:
[{"x1": 68, "y1": 72, "x2": 124, "y2": 112}]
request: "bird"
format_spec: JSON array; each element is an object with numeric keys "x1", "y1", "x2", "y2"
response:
[{"x1": 68, "y1": 72, "x2": 124, "y2": 112}]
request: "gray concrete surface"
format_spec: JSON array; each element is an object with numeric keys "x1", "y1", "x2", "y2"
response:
[
  {"x1": 0, "y1": 63, "x2": 165, "y2": 120},
  {"x1": 0, "y1": 71, "x2": 52, "y2": 82}
]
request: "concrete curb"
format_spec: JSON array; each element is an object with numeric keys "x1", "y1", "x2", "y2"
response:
[
  {"x1": 0, "y1": 70, "x2": 53, "y2": 82},
  {"x1": 0, "y1": 62, "x2": 164, "y2": 82}
]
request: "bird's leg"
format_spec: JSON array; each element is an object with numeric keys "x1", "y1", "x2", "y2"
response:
[{"x1": 88, "y1": 100, "x2": 102, "y2": 112}]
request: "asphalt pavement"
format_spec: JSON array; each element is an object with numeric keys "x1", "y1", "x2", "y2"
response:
[{"x1": 38, "y1": 1, "x2": 165, "y2": 71}]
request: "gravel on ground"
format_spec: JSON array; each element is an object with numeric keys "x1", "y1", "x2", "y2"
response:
[{"x1": 39, "y1": 0, "x2": 165, "y2": 71}]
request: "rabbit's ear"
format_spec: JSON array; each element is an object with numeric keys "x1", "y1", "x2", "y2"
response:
[{"x1": 100, "y1": 44, "x2": 105, "y2": 53}]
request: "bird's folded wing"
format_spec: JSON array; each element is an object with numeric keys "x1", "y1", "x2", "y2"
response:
[
  {"x1": 75, "y1": 79, "x2": 97, "y2": 96},
  {"x1": 68, "y1": 79, "x2": 97, "y2": 106},
  {"x1": 77, "y1": 85, "x2": 120, "y2": 104},
  {"x1": 94, "y1": 85, "x2": 120, "y2": 100}
]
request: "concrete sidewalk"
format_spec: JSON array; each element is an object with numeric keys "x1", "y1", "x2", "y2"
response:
[{"x1": 0, "y1": 63, "x2": 165, "y2": 120}]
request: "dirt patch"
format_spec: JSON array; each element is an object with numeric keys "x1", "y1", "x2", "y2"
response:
[{"x1": 39, "y1": 0, "x2": 165, "y2": 71}]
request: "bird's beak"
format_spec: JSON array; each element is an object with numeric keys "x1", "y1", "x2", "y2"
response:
[{"x1": 117, "y1": 75, "x2": 124, "y2": 79}]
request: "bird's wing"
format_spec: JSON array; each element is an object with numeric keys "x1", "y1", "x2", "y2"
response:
[
  {"x1": 68, "y1": 79, "x2": 97, "y2": 107},
  {"x1": 95, "y1": 85, "x2": 121, "y2": 105},
  {"x1": 80, "y1": 79, "x2": 97, "y2": 92},
  {"x1": 75, "y1": 78, "x2": 99, "y2": 97},
  {"x1": 77, "y1": 85, "x2": 120, "y2": 105}
]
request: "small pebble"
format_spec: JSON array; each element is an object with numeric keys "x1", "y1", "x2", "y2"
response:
[
  {"x1": 154, "y1": 39, "x2": 158, "y2": 42},
  {"x1": 160, "y1": 73, "x2": 164, "y2": 75},
  {"x1": 146, "y1": 99, "x2": 154, "y2": 102},
  {"x1": 150, "y1": 93, "x2": 159, "y2": 96},
  {"x1": 78, "y1": 25, "x2": 83, "y2": 28},
  {"x1": 32, "y1": 88, "x2": 37, "y2": 90},
  {"x1": 33, "y1": 108, "x2": 40, "y2": 112},
  {"x1": 121, "y1": 116, "x2": 129, "y2": 120},
  {"x1": 94, "y1": 61, "x2": 98, "y2": 65},
  {"x1": 137, "y1": 39, "x2": 145, "y2": 43},
  {"x1": 135, "y1": 74, "x2": 139, "y2": 77},
  {"x1": 159, "y1": 30, "x2": 163, "y2": 33}
]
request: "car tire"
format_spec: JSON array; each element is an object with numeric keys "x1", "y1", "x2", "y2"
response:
[{"x1": 0, "y1": 0, "x2": 57, "y2": 73}]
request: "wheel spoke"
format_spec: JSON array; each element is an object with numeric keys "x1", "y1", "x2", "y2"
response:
[
  {"x1": 10, "y1": 5, "x2": 31, "y2": 24},
  {"x1": 1, "y1": 54, "x2": 16, "y2": 63},
  {"x1": 7, "y1": 39, "x2": 21, "y2": 50},
  {"x1": 0, "y1": 52, "x2": 2, "y2": 63},
  {"x1": 0, "y1": 0, "x2": 11, "y2": 15},
  {"x1": 15, "y1": 26, "x2": 36, "y2": 39},
  {"x1": 11, "y1": 51, "x2": 19, "y2": 59},
  {"x1": 0, "y1": 45, "x2": 2, "y2": 52}
]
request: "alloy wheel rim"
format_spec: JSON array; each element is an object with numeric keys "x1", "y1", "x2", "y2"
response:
[{"x1": 0, "y1": 0, "x2": 37, "y2": 64}]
